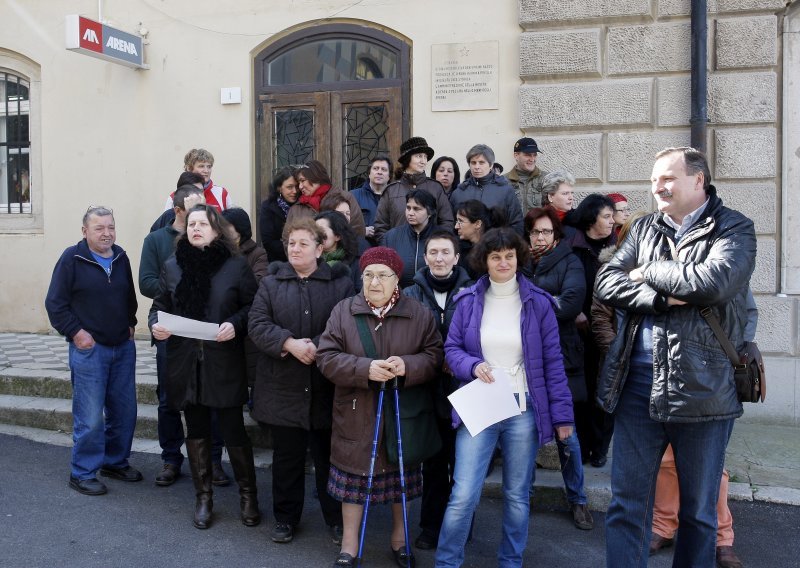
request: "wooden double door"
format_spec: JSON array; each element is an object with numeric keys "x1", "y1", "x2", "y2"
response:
[{"x1": 257, "y1": 86, "x2": 402, "y2": 202}]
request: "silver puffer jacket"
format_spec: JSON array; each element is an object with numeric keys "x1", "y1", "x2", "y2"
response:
[{"x1": 594, "y1": 187, "x2": 756, "y2": 422}]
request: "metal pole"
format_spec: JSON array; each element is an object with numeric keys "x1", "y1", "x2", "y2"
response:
[
  {"x1": 391, "y1": 382, "x2": 411, "y2": 567},
  {"x1": 356, "y1": 384, "x2": 386, "y2": 567},
  {"x1": 690, "y1": 0, "x2": 708, "y2": 151}
]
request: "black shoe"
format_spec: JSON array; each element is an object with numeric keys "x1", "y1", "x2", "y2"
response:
[
  {"x1": 211, "y1": 462, "x2": 231, "y2": 486},
  {"x1": 414, "y1": 532, "x2": 437, "y2": 550},
  {"x1": 100, "y1": 465, "x2": 143, "y2": 482},
  {"x1": 333, "y1": 552, "x2": 355, "y2": 567},
  {"x1": 590, "y1": 454, "x2": 607, "y2": 468},
  {"x1": 570, "y1": 504, "x2": 594, "y2": 530},
  {"x1": 69, "y1": 476, "x2": 107, "y2": 495},
  {"x1": 155, "y1": 463, "x2": 180, "y2": 486},
  {"x1": 391, "y1": 546, "x2": 416, "y2": 568},
  {"x1": 271, "y1": 522, "x2": 293, "y2": 543},
  {"x1": 328, "y1": 524, "x2": 343, "y2": 545}
]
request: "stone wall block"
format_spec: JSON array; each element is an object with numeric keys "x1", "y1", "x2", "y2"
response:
[
  {"x1": 520, "y1": 30, "x2": 601, "y2": 77},
  {"x1": 574, "y1": 187, "x2": 653, "y2": 215},
  {"x1": 657, "y1": 76, "x2": 691, "y2": 127},
  {"x1": 715, "y1": 183, "x2": 776, "y2": 234},
  {"x1": 658, "y1": 0, "x2": 786, "y2": 17},
  {"x1": 607, "y1": 131, "x2": 691, "y2": 182},
  {"x1": 535, "y1": 134, "x2": 602, "y2": 181},
  {"x1": 708, "y1": 72, "x2": 776, "y2": 124},
  {"x1": 519, "y1": 0, "x2": 650, "y2": 26},
  {"x1": 519, "y1": 80, "x2": 652, "y2": 129},
  {"x1": 716, "y1": 16, "x2": 777, "y2": 69},
  {"x1": 751, "y1": 237, "x2": 776, "y2": 294},
  {"x1": 714, "y1": 128, "x2": 776, "y2": 179},
  {"x1": 608, "y1": 23, "x2": 691, "y2": 75},
  {"x1": 753, "y1": 296, "x2": 796, "y2": 354}
]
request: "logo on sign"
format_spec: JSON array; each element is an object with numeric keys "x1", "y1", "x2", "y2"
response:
[
  {"x1": 82, "y1": 28, "x2": 99, "y2": 44},
  {"x1": 106, "y1": 36, "x2": 138, "y2": 56}
]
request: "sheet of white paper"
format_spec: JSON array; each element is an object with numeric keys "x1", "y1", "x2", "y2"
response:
[
  {"x1": 157, "y1": 311, "x2": 220, "y2": 341},
  {"x1": 448, "y1": 368, "x2": 522, "y2": 437}
]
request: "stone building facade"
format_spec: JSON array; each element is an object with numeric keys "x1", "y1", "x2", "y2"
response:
[{"x1": 517, "y1": 0, "x2": 798, "y2": 425}]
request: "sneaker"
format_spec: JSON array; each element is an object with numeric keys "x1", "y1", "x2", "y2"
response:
[
  {"x1": 570, "y1": 504, "x2": 594, "y2": 530},
  {"x1": 154, "y1": 463, "x2": 180, "y2": 486},
  {"x1": 328, "y1": 524, "x2": 343, "y2": 545},
  {"x1": 271, "y1": 522, "x2": 293, "y2": 543},
  {"x1": 100, "y1": 465, "x2": 143, "y2": 482},
  {"x1": 69, "y1": 475, "x2": 107, "y2": 496},
  {"x1": 211, "y1": 462, "x2": 231, "y2": 486}
]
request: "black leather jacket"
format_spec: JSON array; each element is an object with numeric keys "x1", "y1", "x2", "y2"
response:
[{"x1": 594, "y1": 187, "x2": 756, "y2": 422}]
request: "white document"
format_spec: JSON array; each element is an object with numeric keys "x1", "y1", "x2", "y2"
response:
[
  {"x1": 448, "y1": 368, "x2": 521, "y2": 437},
  {"x1": 157, "y1": 311, "x2": 220, "y2": 341}
]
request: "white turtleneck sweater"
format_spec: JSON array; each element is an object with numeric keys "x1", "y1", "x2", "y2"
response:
[{"x1": 480, "y1": 276, "x2": 528, "y2": 410}]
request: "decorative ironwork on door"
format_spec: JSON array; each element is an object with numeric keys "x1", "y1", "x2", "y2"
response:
[
  {"x1": 342, "y1": 104, "x2": 389, "y2": 189},
  {"x1": 273, "y1": 109, "x2": 315, "y2": 171}
]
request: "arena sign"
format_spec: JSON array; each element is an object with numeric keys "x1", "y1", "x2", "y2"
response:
[{"x1": 65, "y1": 15, "x2": 146, "y2": 69}]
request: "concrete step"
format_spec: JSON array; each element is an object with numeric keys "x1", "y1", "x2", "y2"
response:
[
  {"x1": 0, "y1": 394, "x2": 273, "y2": 449},
  {"x1": 0, "y1": 368, "x2": 158, "y2": 405}
]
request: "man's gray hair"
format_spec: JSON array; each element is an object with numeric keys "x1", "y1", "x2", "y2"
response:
[
  {"x1": 83, "y1": 206, "x2": 114, "y2": 226},
  {"x1": 541, "y1": 170, "x2": 576, "y2": 199},
  {"x1": 655, "y1": 147, "x2": 711, "y2": 192},
  {"x1": 466, "y1": 144, "x2": 495, "y2": 165}
]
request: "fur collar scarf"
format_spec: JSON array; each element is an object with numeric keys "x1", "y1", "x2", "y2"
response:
[{"x1": 174, "y1": 238, "x2": 231, "y2": 321}]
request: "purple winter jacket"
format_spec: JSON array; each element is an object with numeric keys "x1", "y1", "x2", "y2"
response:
[{"x1": 445, "y1": 273, "x2": 574, "y2": 446}]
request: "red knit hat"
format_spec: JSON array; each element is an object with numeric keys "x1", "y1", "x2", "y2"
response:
[
  {"x1": 606, "y1": 192, "x2": 628, "y2": 204},
  {"x1": 359, "y1": 246, "x2": 404, "y2": 277}
]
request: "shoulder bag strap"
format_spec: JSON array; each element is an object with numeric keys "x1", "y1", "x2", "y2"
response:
[{"x1": 354, "y1": 314, "x2": 379, "y2": 359}]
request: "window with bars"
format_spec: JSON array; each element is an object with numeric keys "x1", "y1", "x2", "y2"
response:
[{"x1": 0, "y1": 72, "x2": 30, "y2": 214}]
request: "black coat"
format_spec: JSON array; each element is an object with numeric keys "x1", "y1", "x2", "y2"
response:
[
  {"x1": 148, "y1": 252, "x2": 257, "y2": 410},
  {"x1": 259, "y1": 198, "x2": 289, "y2": 262},
  {"x1": 526, "y1": 240, "x2": 587, "y2": 401},
  {"x1": 381, "y1": 221, "x2": 436, "y2": 288},
  {"x1": 248, "y1": 261, "x2": 355, "y2": 430}
]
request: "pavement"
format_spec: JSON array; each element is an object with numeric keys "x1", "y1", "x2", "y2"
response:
[{"x1": 0, "y1": 331, "x2": 798, "y2": 512}]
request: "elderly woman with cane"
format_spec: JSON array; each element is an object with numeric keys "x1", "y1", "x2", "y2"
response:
[{"x1": 317, "y1": 247, "x2": 443, "y2": 568}]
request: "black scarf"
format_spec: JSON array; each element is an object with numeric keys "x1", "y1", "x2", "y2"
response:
[
  {"x1": 424, "y1": 267, "x2": 459, "y2": 293},
  {"x1": 174, "y1": 238, "x2": 231, "y2": 321}
]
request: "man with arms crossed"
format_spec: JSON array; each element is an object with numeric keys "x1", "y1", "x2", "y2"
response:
[{"x1": 594, "y1": 147, "x2": 756, "y2": 567}]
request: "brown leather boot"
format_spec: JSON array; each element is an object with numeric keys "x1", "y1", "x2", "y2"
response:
[
  {"x1": 186, "y1": 438, "x2": 213, "y2": 529},
  {"x1": 227, "y1": 445, "x2": 261, "y2": 527}
]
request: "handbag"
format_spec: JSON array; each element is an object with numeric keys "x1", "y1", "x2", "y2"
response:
[
  {"x1": 699, "y1": 307, "x2": 766, "y2": 403},
  {"x1": 354, "y1": 314, "x2": 442, "y2": 465}
]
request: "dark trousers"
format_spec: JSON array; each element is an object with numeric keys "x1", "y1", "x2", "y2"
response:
[
  {"x1": 419, "y1": 415, "x2": 457, "y2": 539},
  {"x1": 155, "y1": 341, "x2": 185, "y2": 467},
  {"x1": 183, "y1": 404, "x2": 249, "y2": 447},
  {"x1": 267, "y1": 424, "x2": 341, "y2": 527}
]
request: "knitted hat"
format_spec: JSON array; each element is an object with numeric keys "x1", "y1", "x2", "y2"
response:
[
  {"x1": 221, "y1": 207, "x2": 252, "y2": 242},
  {"x1": 359, "y1": 246, "x2": 404, "y2": 277},
  {"x1": 606, "y1": 192, "x2": 628, "y2": 205},
  {"x1": 399, "y1": 136, "x2": 435, "y2": 161}
]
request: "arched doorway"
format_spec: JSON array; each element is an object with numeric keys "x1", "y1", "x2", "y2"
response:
[{"x1": 254, "y1": 23, "x2": 410, "y2": 207}]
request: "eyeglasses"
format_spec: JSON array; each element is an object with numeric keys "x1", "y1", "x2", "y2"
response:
[
  {"x1": 615, "y1": 207, "x2": 631, "y2": 213},
  {"x1": 530, "y1": 229, "x2": 554, "y2": 237},
  {"x1": 362, "y1": 272, "x2": 396, "y2": 282}
]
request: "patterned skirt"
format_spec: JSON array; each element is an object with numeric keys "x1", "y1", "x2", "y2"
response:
[{"x1": 327, "y1": 464, "x2": 423, "y2": 505}]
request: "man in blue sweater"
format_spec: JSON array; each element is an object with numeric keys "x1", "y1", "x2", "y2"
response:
[{"x1": 45, "y1": 206, "x2": 140, "y2": 495}]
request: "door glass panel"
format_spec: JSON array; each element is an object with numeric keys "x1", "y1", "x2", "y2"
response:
[
  {"x1": 273, "y1": 109, "x2": 315, "y2": 174},
  {"x1": 268, "y1": 39, "x2": 398, "y2": 86},
  {"x1": 342, "y1": 104, "x2": 389, "y2": 190}
]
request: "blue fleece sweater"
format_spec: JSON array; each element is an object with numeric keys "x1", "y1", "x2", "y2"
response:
[{"x1": 45, "y1": 239, "x2": 137, "y2": 346}]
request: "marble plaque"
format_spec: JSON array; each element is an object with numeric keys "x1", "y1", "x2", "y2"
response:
[{"x1": 432, "y1": 41, "x2": 499, "y2": 112}]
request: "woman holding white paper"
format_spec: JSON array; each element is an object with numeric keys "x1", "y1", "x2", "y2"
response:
[
  {"x1": 434, "y1": 227, "x2": 574, "y2": 568},
  {"x1": 149, "y1": 204, "x2": 259, "y2": 531}
]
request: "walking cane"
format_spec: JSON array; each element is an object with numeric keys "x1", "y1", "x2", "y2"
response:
[
  {"x1": 392, "y1": 377, "x2": 412, "y2": 568},
  {"x1": 356, "y1": 382, "x2": 386, "y2": 568}
]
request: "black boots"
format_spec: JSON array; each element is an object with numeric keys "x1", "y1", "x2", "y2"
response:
[
  {"x1": 186, "y1": 438, "x2": 213, "y2": 529},
  {"x1": 227, "y1": 445, "x2": 261, "y2": 527}
]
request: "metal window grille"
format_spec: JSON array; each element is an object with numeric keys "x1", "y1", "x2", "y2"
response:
[{"x1": 0, "y1": 72, "x2": 31, "y2": 214}]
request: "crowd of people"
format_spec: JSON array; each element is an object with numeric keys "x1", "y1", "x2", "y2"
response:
[{"x1": 44, "y1": 142, "x2": 755, "y2": 568}]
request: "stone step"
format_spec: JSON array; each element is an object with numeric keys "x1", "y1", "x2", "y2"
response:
[
  {"x1": 0, "y1": 368, "x2": 159, "y2": 405},
  {"x1": 0, "y1": 394, "x2": 272, "y2": 449}
]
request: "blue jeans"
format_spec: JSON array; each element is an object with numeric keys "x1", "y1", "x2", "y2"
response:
[
  {"x1": 435, "y1": 403, "x2": 538, "y2": 568},
  {"x1": 605, "y1": 364, "x2": 734, "y2": 568},
  {"x1": 155, "y1": 341, "x2": 184, "y2": 467},
  {"x1": 69, "y1": 341, "x2": 137, "y2": 480},
  {"x1": 530, "y1": 431, "x2": 587, "y2": 505}
]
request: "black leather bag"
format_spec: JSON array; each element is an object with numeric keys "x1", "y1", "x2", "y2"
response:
[{"x1": 700, "y1": 307, "x2": 766, "y2": 403}]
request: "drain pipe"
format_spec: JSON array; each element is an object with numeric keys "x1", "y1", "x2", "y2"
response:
[{"x1": 690, "y1": 0, "x2": 708, "y2": 151}]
